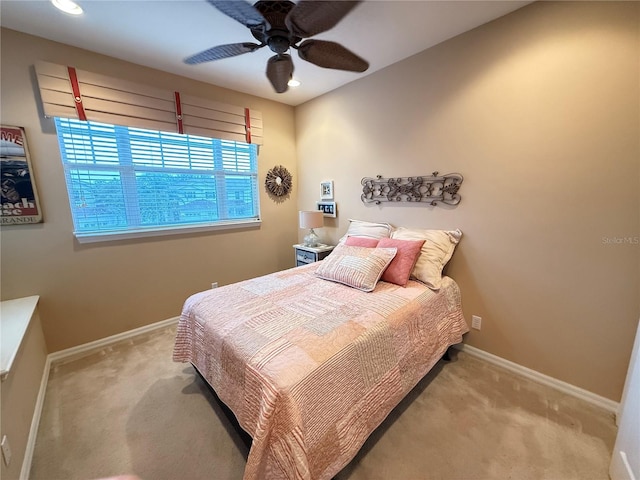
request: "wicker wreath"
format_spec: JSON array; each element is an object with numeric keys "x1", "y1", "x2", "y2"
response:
[{"x1": 265, "y1": 165, "x2": 292, "y2": 197}]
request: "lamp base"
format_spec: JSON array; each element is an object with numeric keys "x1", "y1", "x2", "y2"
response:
[{"x1": 303, "y1": 229, "x2": 320, "y2": 247}]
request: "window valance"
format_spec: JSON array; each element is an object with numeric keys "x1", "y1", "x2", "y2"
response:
[{"x1": 34, "y1": 61, "x2": 263, "y2": 145}]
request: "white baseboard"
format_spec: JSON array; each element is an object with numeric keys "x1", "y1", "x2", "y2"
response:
[
  {"x1": 20, "y1": 316, "x2": 180, "y2": 479},
  {"x1": 455, "y1": 344, "x2": 620, "y2": 414},
  {"x1": 48, "y1": 316, "x2": 179, "y2": 363},
  {"x1": 19, "y1": 355, "x2": 51, "y2": 480}
]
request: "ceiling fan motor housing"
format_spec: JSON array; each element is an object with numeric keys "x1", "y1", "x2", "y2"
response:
[
  {"x1": 251, "y1": 0, "x2": 301, "y2": 54},
  {"x1": 266, "y1": 34, "x2": 291, "y2": 54}
]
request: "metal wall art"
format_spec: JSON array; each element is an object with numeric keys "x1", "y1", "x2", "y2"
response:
[{"x1": 361, "y1": 172, "x2": 463, "y2": 206}]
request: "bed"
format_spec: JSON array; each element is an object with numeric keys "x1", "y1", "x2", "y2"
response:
[{"x1": 173, "y1": 242, "x2": 469, "y2": 480}]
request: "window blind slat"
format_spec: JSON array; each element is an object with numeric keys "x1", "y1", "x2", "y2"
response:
[
  {"x1": 183, "y1": 127, "x2": 259, "y2": 145},
  {"x1": 80, "y1": 84, "x2": 176, "y2": 112},
  {"x1": 81, "y1": 98, "x2": 177, "y2": 123},
  {"x1": 181, "y1": 104, "x2": 245, "y2": 126},
  {"x1": 182, "y1": 116, "x2": 248, "y2": 135}
]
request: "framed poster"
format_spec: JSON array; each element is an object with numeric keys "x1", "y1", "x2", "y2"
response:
[
  {"x1": 1, "y1": 126, "x2": 43, "y2": 224},
  {"x1": 317, "y1": 201, "x2": 336, "y2": 218},
  {"x1": 320, "y1": 180, "x2": 334, "y2": 200}
]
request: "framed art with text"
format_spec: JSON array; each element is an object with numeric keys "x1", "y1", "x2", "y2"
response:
[
  {"x1": 1, "y1": 126, "x2": 43, "y2": 225},
  {"x1": 317, "y1": 201, "x2": 336, "y2": 218}
]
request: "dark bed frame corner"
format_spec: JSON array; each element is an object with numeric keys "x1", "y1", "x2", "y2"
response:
[{"x1": 441, "y1": 346, "x2": 460, "y2": 362}]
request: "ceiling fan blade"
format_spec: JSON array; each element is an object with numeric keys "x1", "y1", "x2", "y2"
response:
[
  {"x1": 184, "y1": 42, "x2": 263, "y2": 64},
  {"x1": 286, "y1": 1, "x2": 360, "y2": 38},
  {"x1": 297, "y1": 40, "x2": 369, "y2": 72},
  {"x1": 207, "y1": 0, "x2": 270, "y2": 30},
  {"x1": 266, "y1": 54, "x2": 294, "y2": 94}
]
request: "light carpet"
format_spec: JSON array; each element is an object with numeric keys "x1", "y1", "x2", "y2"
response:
[{"x1": 30, "y1": 325, "x2": 616, "y2": 480}]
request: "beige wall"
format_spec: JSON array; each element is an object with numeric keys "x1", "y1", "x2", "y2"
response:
[
  {"x1": 295, "y1": 1, "x2": 640, "y2": 401},
  {"x1": 0, "y1": 29, "x2": 298, "y2": 352},
  {"x1": 0, "y1": 308, "x2": 48, "y2": 480}
]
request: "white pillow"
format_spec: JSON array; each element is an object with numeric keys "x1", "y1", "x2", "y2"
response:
[
  {"x1": 390, "y1": 227, "x2": 462, "y2": 290},
  {"x1": 338, "y1": 219, "x2": 393, "y2": 244}
]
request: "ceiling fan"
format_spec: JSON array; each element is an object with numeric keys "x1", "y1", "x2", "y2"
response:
[{"x1": 184, "y1": 0, "x2": 369, "y2": 93}]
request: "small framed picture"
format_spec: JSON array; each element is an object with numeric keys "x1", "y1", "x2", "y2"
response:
[
  {"x1": 320, "y1": 180, "x2": 334, "y2": 200},
  {"x1": 317, "y1": 201, "x2": 336, "y2": 218}
]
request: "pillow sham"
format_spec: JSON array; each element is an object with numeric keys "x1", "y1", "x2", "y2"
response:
[
  {"x1": 338, "y1": 219, "x2": 393, "y2": 244},
  {"x1": 315, "y1": 244, "x2": 397, "y2": 292},
  {"x1": 345, "y1": 236, "x2": 380, "y2": 248},
  {"x1": 390, "y1": 227, "x2": 462, "y2": 290},
  {"x1": 377, "y1": 237, "x2": 425, "y2": 287}
]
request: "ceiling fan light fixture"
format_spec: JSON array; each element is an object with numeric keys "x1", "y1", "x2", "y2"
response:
[
  {"x1": 287, "y1": 78, "x2": 301, "y2": 87},
  {"x1": 51, "y1": 0, "x2": 83, "y2": 15}
]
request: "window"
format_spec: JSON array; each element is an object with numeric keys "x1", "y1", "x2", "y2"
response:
[{"x1": 54, "y1": 118, "x2": 260, "y2": 242}]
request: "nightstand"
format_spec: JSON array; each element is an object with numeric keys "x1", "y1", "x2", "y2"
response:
[{"x1": 293, "y1": 244, "x2": 334, "y2": 267}]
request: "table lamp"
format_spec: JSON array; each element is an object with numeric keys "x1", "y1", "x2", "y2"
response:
[{"x1": 299, "y1": 210, "x2": 324, "y2": 247}]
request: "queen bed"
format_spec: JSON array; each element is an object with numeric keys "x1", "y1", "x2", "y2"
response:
[{"x1": 173, "y1": 227, "x2": 469, "y2": 480}]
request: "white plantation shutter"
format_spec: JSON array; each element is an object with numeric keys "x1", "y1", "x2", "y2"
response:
[
  {"x1": 36, "y1": 61, "x2": 263, "y2": 145},
  {"x1": 55, "y1": 118, "x2": 260, "y2": 242}
]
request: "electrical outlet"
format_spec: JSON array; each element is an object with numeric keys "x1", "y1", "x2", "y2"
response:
[
  {"x1": 1, "y1": 435, "x2": 11, "y2": 467},
  {"x1": 471, "y1": 315, "x2": 482, "y2": 330},
  {"x1": 211, "y1": 282, "x2": 218, "y2": 289}
]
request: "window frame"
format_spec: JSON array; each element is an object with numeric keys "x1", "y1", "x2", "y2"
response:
[{"x1": 54, "y1": 118, "x2": 261, "y2": 244}]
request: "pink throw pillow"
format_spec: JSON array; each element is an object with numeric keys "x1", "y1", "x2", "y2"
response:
[
  {"x1": 377, "y1": 237, "x2": 425, "y2": 286},
  {"x1": 345, "y1": 236, "x2": 380, "y2": 248}
]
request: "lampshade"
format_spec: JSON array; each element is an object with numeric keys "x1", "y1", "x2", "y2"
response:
[
  {"x1": 299, "y1": 210, "x2": 324, "y2": 229},
  {"x1": 299, "y1": 211, "x2": 324, "y2": 247}
]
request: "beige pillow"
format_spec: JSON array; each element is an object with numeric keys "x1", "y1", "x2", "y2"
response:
[
  {"x1": 390, "y1": 227, "x2": 462, "y2": 290},
  {"x1": 338, "y1": 219, "x2": 393, "y2": 244},
  {"x1": 315, "y1": 244, "x2": 397, "y2": 292}
]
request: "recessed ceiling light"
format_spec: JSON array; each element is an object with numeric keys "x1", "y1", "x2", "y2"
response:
[
  {"x1": 287, "y1": 78, "x2": 301, "y2": 88},
  {"x1": 51, "y1": 0, "x2": 83, "y2": 15}
]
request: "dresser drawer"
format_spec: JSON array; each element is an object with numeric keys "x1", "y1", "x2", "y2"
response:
[
  {"x1": 296, "y1": 250, "x2": 316, "y2": 263},
  {"x1": 293, "y1": 244, "x2": 334, "y2": 267}
]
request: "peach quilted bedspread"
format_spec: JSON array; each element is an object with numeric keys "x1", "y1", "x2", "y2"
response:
[{"x1": 173, "y1": 263, "x2": 468, "y2": 480}]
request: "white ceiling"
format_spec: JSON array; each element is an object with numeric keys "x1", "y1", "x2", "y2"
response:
[{"x1": 0, "y1": 0, "x2": 530, "y2": 106}]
